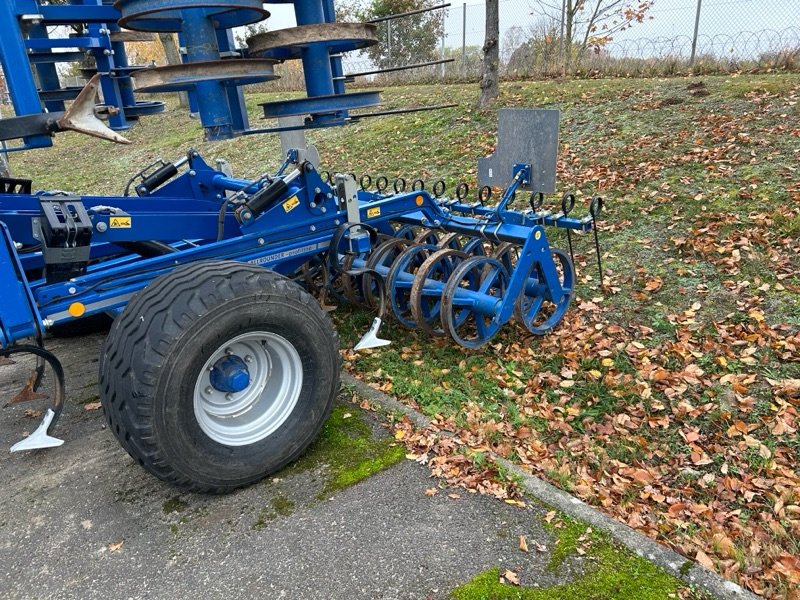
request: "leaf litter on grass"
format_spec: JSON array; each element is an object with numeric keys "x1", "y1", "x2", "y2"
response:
[{"x1": 12, "y1": 74, "x2": 800, "y2": 598}]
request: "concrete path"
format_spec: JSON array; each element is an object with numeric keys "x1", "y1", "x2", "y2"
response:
[{"x1": 0, "y1": 332, "x2": 570, "y2": 600}]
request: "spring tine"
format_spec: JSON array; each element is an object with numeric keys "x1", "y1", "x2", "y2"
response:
[
  {"x1": 590, "y1": 195, "x2": 605, "y2": 283},
  {"x1": 566, "y1": 230, "x2": 575, "y2": 274},
  {"x1": 560, "y1": 192, "x2": 576, "y2": 273},
  {"x1": 592, "y1": 221, "x2": 603, "y2": 283}
]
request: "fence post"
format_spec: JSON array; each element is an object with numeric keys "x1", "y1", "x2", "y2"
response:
[
  {"x1": 462, "y1": 2, "x2": 467, "y2": 74},
  {"x1": 689, "y1": 0, "x2": 702, "y2": 65}
]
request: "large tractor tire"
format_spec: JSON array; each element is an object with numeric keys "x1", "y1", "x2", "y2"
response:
[{"x1": 99, "y1": 260, "x2": 340, "y2": 493}]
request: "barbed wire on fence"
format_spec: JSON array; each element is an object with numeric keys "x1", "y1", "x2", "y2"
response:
[{"x1": 343, "y1": 1, "x2": 800, "y2": 84}]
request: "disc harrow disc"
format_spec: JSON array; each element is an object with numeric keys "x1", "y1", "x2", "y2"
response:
[
  {"x1": 132, "y1": 59, "x2": 278, "y2": 93},
  {"x1": 247, "y1": 23, "x2": 379, "y2": 61},
  {"x1": 115, "y1": 0, "x2": 269, "y2": 32},
  {"x1": 341, "y1": 253, "x2": 368, "y2": 305}
]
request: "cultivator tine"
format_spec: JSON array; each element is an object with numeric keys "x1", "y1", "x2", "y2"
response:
[
  {"x1": 352, "y1": 268, "x2": 391, "y2": 351},
  {"x1": 56, "y1": 75, "x2": 131, "y2": 145},
  {"x1": 318, "y1": 268, "x2": 339, "y2": 312},
  {"x1": 354, "y1": 317, "x2": 391, "y2": 351},
  {"x1": 10, "y1": 409, "x2": 64, "y2": 452},
  {"x1": 1, "y1": 345, "x2": 66, "y2": 452},
  {"x1": 5, "y1": 355, "x2": 47, "y2": 406},
  {"x1": 7, "y1": 378, "x2": 48, "y2": 405}
]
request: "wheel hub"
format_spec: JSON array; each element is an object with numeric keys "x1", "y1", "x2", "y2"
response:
[
  {"x1": 209, "y1": 355, "x2": 251, "y2": 393},
  {"x1": 194, "y1": 332, "x2": 303, "y2": 446}
]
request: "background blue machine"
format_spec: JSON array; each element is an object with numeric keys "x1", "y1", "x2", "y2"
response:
[{"x1": 0, "y1": 0, "x2": 604, "y2": 492}]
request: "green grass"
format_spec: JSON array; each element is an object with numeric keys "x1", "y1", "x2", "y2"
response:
[{"x1": 8, "y1": 74, "x2": 800, "y2": 596}]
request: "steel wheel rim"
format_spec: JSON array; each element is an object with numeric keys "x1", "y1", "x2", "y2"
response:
[
  {"x1": 442, "y1": 256, "x2": 508, "y2": 348},
  {"x1": 516, "y1": 249, "x2": 574, "y2": 335},
  {"x1": 194, "y1": 331, "x2": 303, "y2": 446}
]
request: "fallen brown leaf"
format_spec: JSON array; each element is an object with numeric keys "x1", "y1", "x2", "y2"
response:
[{"x1": 502, "y1": 569, "x2": 520, "y2": 586}]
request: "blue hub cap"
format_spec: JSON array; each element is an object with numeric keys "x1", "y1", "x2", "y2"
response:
[{"x1": 210, "y1": 355, "x2": 251, "y2": 393}]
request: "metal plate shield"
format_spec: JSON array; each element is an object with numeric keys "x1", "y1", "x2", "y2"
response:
[{"x1": 477, "y1": 108, "x2": 560, "y2": 193}]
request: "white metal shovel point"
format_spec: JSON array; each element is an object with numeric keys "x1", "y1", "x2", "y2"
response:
[
  {"x1": 354, "y1": 317, "x2": 391, "y2": 351},
  {"x1": 10, "y1": 409, "x2": 64, "y2": 452}
]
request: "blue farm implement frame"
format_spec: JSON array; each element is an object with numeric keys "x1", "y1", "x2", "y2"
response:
[{"x1": 0, "y1": 0, "x2": 605, "y2": 492}]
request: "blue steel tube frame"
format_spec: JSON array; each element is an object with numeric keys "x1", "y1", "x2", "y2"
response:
[
  {"x1": 28, "y1": 24, "x2": 66, "y2": 114},
  {"x1": 0, "y1": 1, "x2": 53, "y2": 151},
  {"x1": 182, "y1": 10, "x2": 233, "y2": 140},
  {"x1": 0, "y1": 150, "x2": 589, "y2": 347}
]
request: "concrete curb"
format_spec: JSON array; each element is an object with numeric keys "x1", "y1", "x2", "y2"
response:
[
  {"x1": 341, "y1": 373, "x2": 432, "y2": 429},
  {"x1": 343, "y1": 372, "x2": 760, "y2": 600}
]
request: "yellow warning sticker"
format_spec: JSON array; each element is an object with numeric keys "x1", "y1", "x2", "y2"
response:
[
  {"x1": 109, "y1": 217, "x2": 131, "y2": 228},
  {"x1": 283, "y1": 195, "x2": 300, "y2": 212},
  {"x1": 367, "y1": 207, "x2": 381, "y2": 218}
]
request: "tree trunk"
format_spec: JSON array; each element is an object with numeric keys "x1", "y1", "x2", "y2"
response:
[
  {"x1": 478, "y1": 0, "x2": 499, "y2": 109},
  {"x1": 158, "y1": 32, "x2": 189, "y2": 108},
  {"x1": 565, "y1": 0, "x2": 575, "y2": 71}
]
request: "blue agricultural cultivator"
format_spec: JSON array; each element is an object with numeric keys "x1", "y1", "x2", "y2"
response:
[{"x1": 0, "y1": 0, "x2": 605, "y2": 492}]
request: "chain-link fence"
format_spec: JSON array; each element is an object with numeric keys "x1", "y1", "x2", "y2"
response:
[
  {"x1": 342, "y1": 0, "x2": 800, "y2": 84},
  {"x1": 1, "y1": 1, "x2": 797, "y2": 99}
]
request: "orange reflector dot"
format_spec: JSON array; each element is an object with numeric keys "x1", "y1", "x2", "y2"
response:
[
  {"x1": 68, "y1": 302, "x2": 86, "y2": 318},
  {"x1": 415, "y1": 195, "x2": 424, "y2": 206}
]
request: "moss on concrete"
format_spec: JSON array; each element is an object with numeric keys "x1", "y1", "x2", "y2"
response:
[
  {"x1": 285, "y1": 404, "x2": 406, "y2": 499},
  {"x1": 453, "y1": 514, "x2": 697, "y2": 600},
  {"x1": 271, "y1": 495, "x2": 295, "y2": 516},
  {"x1": 543, "y1": 515, "x2": 590, "y2": 572},
  {"x1": 252, "y1": 495, "x2": 297, "y2": 529},
  {"x1": 162, "y1": 496, "x2": 189, "y2": 514}
]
